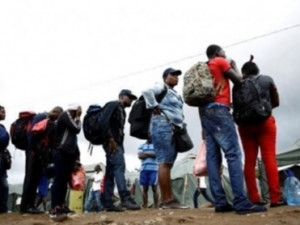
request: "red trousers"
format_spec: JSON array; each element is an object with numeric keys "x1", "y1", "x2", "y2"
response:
[{"x1": 238, "y1": 115, "x2": 281, "y2": 203}]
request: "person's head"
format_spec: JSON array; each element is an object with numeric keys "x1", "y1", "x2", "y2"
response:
[
  {"x1": 49, "y1": 106, "x2": 63, "y2": 121},
  {"x1": 119, "y1": 89, "x2": 137, "y2": 108},
  {"x1": 0, "y1": 106, "x2": 6, "y2": 121},
  {"x1": 94, "y1": 164, "x2": 101, "y2": 172},
  {"x1": 67, "y1": 103, "x2": 81, "y2": 119},
  {"x1": 206, "y1": 44, "x2": 226, "y2": 59},
  {"x1": 241, "y1": 55, "x2": 260, "y2": 78},
  {"x1": 162, "y1": 67, "x2": 182, "y2": 87}
]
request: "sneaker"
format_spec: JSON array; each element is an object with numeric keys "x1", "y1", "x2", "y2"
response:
[
  {"x1": 236, "y1": 204, "x2": 267, "y2": 214},
  {"x1": 61, "y1": 206, "x2": 75, "y2": 216},
  {"x1": 25, "y1": 207, "x2": 43, "y2": 214},
  {"x1": 159, "y1": 200, "x2": 189, "y2": 209},
  {"x1": 106, "y1": 205, "x2": 125, "y2": 212},
  {"x1": 270, "y1": 201, "x2": 286, "y2": 208},
  {"x1": 252, "y1": 200, "x2": 268, "y2": 206},
  {"x1": 121, "y1": 199, "x2": 141, "y2": 210},
  {"x1": 215, "y1": 204, "x2": 234, "y2": 213},
  {"x1": 49, "y1": 208, "x2": 68, "y2": 222}
]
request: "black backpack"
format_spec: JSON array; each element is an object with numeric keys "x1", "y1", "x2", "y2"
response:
[
  {"x1": 10, "y1": 111, "x2": 36, "y2": 150},
  {"x1": 83, "y1": 105, "x2": 105, "y2": 145},
  {"x1": 232, "y1": 76, "x2": 272, "y2": 126},
  {"x1": 128, "y1": 86, "x2": 168, "y2": 139}
]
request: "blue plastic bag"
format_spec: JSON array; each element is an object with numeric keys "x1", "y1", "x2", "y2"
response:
[{"x1": 284, "y1": 170, "x2": 300, "y2": 206}]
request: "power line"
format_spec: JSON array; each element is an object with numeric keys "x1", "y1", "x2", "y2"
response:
[
  {"x1": 82, "y1": 23, "x2": 300, "y2": 86},
  {"x1": 8, "y1": 23, "x2": 300, "y2": 108}
]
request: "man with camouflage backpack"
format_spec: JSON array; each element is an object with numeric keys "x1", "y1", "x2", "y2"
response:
[{"x1": 198, "y1": 44, "x2": 267, "y2": 214}]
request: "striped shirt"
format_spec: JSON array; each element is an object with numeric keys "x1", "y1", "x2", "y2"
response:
[{"x1": 138, "y1": 143, "x2": 158, "y2": 171}]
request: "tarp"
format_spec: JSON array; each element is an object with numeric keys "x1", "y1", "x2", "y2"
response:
[{"x1": 258, "y1": 139, "x2": 300, "y2": 201}]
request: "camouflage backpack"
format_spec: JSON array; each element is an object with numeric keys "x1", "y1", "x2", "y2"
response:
[{"x1": 183, "y1": 62, "x2": 216, "y2": 106}]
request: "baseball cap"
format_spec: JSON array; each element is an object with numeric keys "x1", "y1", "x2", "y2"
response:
[
  {"x1": 119, "y1": 89, "x2": 137, "y2": 100},
  {"x1": 67, "y1": 103, "x2": 81, "y2": 111},
  {"x1": 162, "y1": 68, "x2": 182, "y2": 78}
]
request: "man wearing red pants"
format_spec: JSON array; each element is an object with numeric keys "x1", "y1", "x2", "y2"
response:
[{"x1": 238, "y1": 56, "x2": 285, "y2": 207}]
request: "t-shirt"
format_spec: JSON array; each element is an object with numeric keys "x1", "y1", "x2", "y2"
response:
[
  {"x1": 207, "y1": 57, "x2": 231, "y2": 106},
  {"x1": 256, "y1": 75, "x2": 276, "y2": 105},
  {"x1": 91, "y1": 171, "x2": 104, "y2": 191},
  {"x1": 138, "y1": 143, "x2": 158, "y2": 171}
]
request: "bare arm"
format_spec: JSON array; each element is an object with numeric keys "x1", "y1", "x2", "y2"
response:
[
  {"x1": 138, "y1": 152, "x2": 156, "y2": 159},
  {"x1": 270, "y1": 84, "x2": 280, "y2": 108},
  {"x1": 224, "y1": 68, "x2": 242, "y2": 85}
]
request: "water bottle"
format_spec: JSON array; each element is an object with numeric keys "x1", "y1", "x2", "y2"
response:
[{"x1": 284, "y1": 170, "x2": 300, "y2": 206}]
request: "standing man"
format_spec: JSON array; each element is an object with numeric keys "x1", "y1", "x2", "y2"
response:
[
  {"x1": 84, "y1": 164, "x2": 104, "y2": 212},
  {"x1": 50, "y1": 104, "x2": 81, "y2": 218},
  {"x1": 20, "y1": 106, "x2": 63, "y2": 214},
  {"x1": 102, "y1": 89, "x2": 140, "y2": 211},
  {"x1": 138, "y1": 139, "x2": 159, "y2": 208},
  {"x1": 198, "y1": 44, "x2": 267, "y2": 214},
  {"x1": 0, "y1": 106, "x2": 11, "y2": 213}
]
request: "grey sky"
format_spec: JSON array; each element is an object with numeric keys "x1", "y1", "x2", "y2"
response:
[{"x1": 1, "y1": 0, "x2": 300, "y2": 184}]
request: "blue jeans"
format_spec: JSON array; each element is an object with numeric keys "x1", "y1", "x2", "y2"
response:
[
  {"x1": 85, "y1": 190, "x2": 102, "y2": 212},
  {"x1": 0, "y1": 175, "x2": 8, "y2": 213},
  {"x1": 150, "y1": 115, "x2": 177, "y2": 164},
  {"x1": 199, "y1": 105, "x2": 251, "y2": 210},
  {"x1": 102, "y1": 144, "x2": 131, "y2": 208}
]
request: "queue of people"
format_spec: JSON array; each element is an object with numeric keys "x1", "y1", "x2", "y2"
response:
[{"x1": 0, "y1": 44, "x2": 285, "y2": 217}]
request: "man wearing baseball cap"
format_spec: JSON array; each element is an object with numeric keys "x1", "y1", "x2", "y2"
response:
[{"x1": 101, "y1": 89, "x2": 140, "y2": 211}]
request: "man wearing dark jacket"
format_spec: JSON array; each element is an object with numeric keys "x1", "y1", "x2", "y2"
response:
[
  {"x1": 102, "y1": 89, "x2": 140, "y2": 211},
  {"x1": 0, "y1": 105, "x2": 11, "y2": 213},
  {"x1": 50, "y1": 104, "x2": 81, "y2": 218}
]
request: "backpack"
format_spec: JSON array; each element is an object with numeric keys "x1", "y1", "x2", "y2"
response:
[
  {"x1": 128, "y1": 86, "x2": 168, "y2": 140},
  {"x1": 183, "y1": 61, "x2": 216, "y2": 106},
  {"x1": 10, "y1": 111, "x2": 36, "y2": 150},
  {"x1": 83, "y1": 105, "x2": 105, "y2": 145},
  {"x1": 31, "y1": 118, "x2": 56, "y2": 158},
  {"x1": 232, "y1": 76, "x2": 272, "y2": 126}
]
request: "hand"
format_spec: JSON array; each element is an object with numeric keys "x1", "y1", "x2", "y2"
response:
[
  {"x1": 152, "y1": 106, "x2": 161, "y2": 115},
  {"x1": 76, "y1": 106, "x2": 82, "y2": 118},
  {"x1": 108, "y1": 138, "x2": 117, "y2": 155}
]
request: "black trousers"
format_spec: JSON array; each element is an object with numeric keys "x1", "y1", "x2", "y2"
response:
[
  {"x1": 51, "y1": 151, "x2": 76, "y2": 208},
  {"x1": 20, "y1": 151, "x2": 43, "y2": 212}
]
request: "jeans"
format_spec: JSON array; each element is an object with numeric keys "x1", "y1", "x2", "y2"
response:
[
  {"x1": 150, "y1": 115, "x2": 177, "y2": 164},
  {"x1": 85, "y1": 190, "x2": 102, "y2": 212},
  {"x1": 102, "y1": 144, "x2": 131, "y2": 208},
  {"x1": 238, "y1": 115, "x2": 281, "y2": 203},
  {"x1": 51, "y1": 151, "x2": 76, "y2": 208},
  {"x1": 0, "y1": 175, "x2": 8, "y2": 213},
  {"x1": 199, "y1": 105, "x2": 251, "y2": 210}
]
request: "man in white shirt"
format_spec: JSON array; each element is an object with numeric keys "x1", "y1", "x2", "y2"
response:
[{"x1": 84, "y1": 165, "x2": 104, "y2": 212}]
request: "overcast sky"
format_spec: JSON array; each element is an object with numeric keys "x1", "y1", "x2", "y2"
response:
[{"x1": 1, "y1": 0, "x2": 300, "y2": 184}]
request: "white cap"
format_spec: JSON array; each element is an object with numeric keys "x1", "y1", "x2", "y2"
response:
[{"x1": 67, "y1": 103, "x2": 80, "y2": 111}]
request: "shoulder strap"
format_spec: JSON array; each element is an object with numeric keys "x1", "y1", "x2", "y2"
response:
[{"x1": 156, "y1": 85, "x2": 168, "y2": 103}]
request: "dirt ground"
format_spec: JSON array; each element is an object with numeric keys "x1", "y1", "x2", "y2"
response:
[{"x1": 0, "y1": 205, "x2": 299, "y2": 225}]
